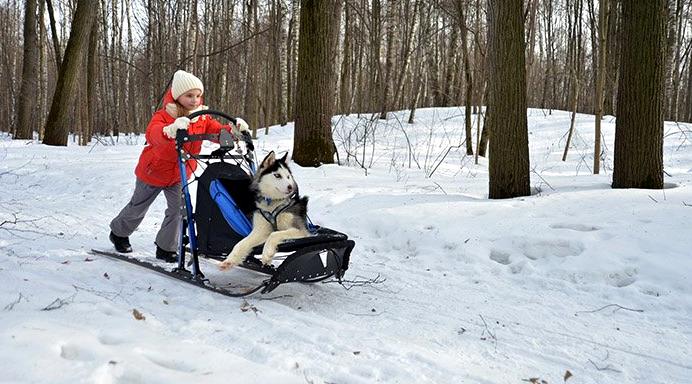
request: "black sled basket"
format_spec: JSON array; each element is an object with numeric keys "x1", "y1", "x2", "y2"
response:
[{"x1": 176, "y1": 110, "x2": 354, "y2": 295}]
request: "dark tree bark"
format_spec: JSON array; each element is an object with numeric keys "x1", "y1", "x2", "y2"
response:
[
  {"x1": 456, "y1": 0, "x2": 474, "y2": 155},
  {"x1": 486, "y1": 0, "x2": 530, "y2": 199},
  {"x1": 339, "y1": 3, "x2": 352, "y2": 115},
  {"x1": 292, "y1": 0, "x2": 342, "y2": 166},
  {"x1": 84, "y1": 4, "x2": 100, "y2": 146},
  {"x1": 594, "y1": 0, "x2": 609, "y2": 174},
  {"x1": 562, "y1": 0, "x2": 583, "y2": 161},
  {"x1": 286, "y1": 0, "x2": 299, "y2": 122},
  {"x1": 369, "y1": 0, "x2": 382, "y2": 112},
  {"x1": 379, "y1": 1, "x2": 396, "y2": 119},
  {"x1": 612, "y1": 0, "x2": 666, "y2": 189},
  {"x1": 45, "y1": 0, "x2": 62, "y2": 69},
  {"x1": 15, "y1": 0, "x2": 39, "y2": 140},
  {"x1": 243, "y1": 0, "x2": 260, "y2": 136},
  {"x1": 603, "y1": 0, "x2": 620, "y2": 116},
  {"x1": 43, "y1": 0, "x2": 97, "y2": 146}
]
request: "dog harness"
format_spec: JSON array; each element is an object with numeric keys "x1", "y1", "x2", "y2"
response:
[{"x1": 257, "y1": 191, "x2": 299, "y2": 231}]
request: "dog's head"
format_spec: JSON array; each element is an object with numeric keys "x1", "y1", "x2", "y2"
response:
[{"x1": 254, "y1": 151, "x2": 298, "y2": 200}]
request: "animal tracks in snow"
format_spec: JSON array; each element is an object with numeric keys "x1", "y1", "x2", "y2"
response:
[
  {"x1": 59, "y1": 342, "x2": 97, "y2": 362},
  {"x1": 489, "y1": 249, "x2": 512, "y2": 265},
  {"x1": 488, "y1": 238, "x2": 585, "y2": 267},
  {"x1": 520, "y1": 239, "x2": 585, "y2": 260},
  {"x1": 606, "y1": 268, "x2": 639, "y2": 288}
]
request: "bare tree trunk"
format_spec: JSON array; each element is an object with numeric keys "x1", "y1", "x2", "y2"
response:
[
  {"x1": 594, "y1": 0, "x2": 609, "y2": 174},
  {"x1": 369, "y1": 0, "x2": 382, "y2": 112},
  {"x1": 476, "y1": 84, "x2": 492, "y2": 157},
  {"x1": 685, "y1": 28, "x2": 692, "y2": 121},
  {"x1": 37, "y1": 0, "x2": 46, "y2": 140},
  {"x1": 45, "y1": 0, "x2": 61, "y2": 69},
  {"x1": 339, "y1": 3, "x2": 352, "y2": 115},
  {"x1": 84, "y1": 4, "x2": 99, "y2": 146},
  {"x1": 612, "y1": 0, "x2": 665, "y2": 189},
  {"x1": 391, "y1": 0, "x2": 417, "y2": 114},
  {"x1": 379, "y1": 1, "x2": 396, "y2": 119},
  {"x1": 562, "y1": 0, "x2": 583, "y2": 162},
  {"x1": 456, "y1": 0, "x2": 474, "y2": 155},
  {"x1": 524, "y1": 0, "x2": 539, "y2": 106},
  {"x1": 15, "y1": 0, "x2": 39, "y2": 140},
  {"x1": 408, "y1": 0, "x2": 431, "y2": 124},
  {"x1": 541, "y1": 0, "x2": 554, "y2": 112},
  {"x1": 670, "y1": 0, "x2": 684, "y2": 121},
  {"x1": 292, "y1": 0, "x2": 342, "y2": 166},
  {"x1": 243, "y1": 0, "x2": 260, "y2": 135},
  {"x1": 604, "y1": 0, "x2": 620, "y2": 116},
  {"x1": 487, "y1": 0, "x2": 530, "y2": 199},
  {"x1": 43, "y1": 0, "x2": 97, "y2": 146},
  {"x1": 286, "y1": 0, "x2": 299, "y2": 121},
  {"x1": 442, "y1": 21, "x2": 458, "y2": 107}
]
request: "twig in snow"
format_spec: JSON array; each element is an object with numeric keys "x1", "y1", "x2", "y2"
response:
[
  {"x1": 531, "y1": 168, "x2": 555, "y2": 191},
  {"x1": 41, "y1": 293, "x2": 77, "y2": 311},
  {"x1": 683, "y1": 201, "x2": 692, "y2": 207},
  {"x1": 588, "y1": 359, "x2": 622, "y2": 373},
  {"x1": 479, "y1": 314, "x2": 498, "y2": 351},
  {"x1": 575, "y1": 303, "x2": 644, "y2": 316},
  {"x1": 322, "y1": 274, "x2": 386, "y2": 291},
  {"x1": 0, "y1": 212, "x2": 67, "y2": 239},
  {"x1": 4, "y1": 292, "x2": 27, "y2": 311},
  {"x1": 648, "y1": 195, "x2": 658, "y2": 203},
  {"x1": 72, "y1": 284, "x2": 123, "y2": 301},
  {"x1": 0, "y1": 156, "x2": 37, "y2": 180},
  {"x1": 432, "y1": 181, "x2": 447, "y2": 195}
]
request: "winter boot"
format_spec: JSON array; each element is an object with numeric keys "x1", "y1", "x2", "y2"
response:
[
  {"x1": 156, "y1": 245, "x2": 178, "y2": 263},
  {"x1": 109, "y1": 232, "x2": 132, "y2": 253}
]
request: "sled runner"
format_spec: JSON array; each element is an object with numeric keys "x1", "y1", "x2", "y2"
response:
[{"x1": 95, "y1": 110, "x2": 353, "y2": 297}]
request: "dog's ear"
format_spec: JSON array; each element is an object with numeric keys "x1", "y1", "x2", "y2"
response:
[
  {"x1": 259, "y1": 151, "x2": 276, "y2": 171},
  {"x1": 279, "y1": 152, "x2": 289, "y2": 163}
]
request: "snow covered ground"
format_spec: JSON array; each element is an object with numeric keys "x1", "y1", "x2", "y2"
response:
[{"x1": 1, "y1": 108, "x2": 690, "y2": 383}]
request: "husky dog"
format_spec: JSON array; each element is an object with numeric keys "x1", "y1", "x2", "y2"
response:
[{"x1": 219, "y1": 151, "x2": 310, "y2": 270}]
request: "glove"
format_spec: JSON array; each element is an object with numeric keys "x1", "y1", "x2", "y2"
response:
[
  {"x1": 234, "y1": 117, "x2": 254, "y2": 150},
  {"x1": 163, "y1": 117, "x2": 190, "y2": 139},
  {"x1": 234, "y1": 117, "x2": 250, "y2": 135}
]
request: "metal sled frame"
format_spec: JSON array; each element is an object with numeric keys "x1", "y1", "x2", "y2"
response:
[{"x1": 170, "y1": 110, "x2": 353, "y2": 296}]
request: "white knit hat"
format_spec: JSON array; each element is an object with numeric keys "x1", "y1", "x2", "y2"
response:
[{"x1": 171, "y1": 70, "x2": 204, "y2": 100}]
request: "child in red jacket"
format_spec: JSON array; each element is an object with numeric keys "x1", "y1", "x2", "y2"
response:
[{"x1": 109, "y1": 70, "x2": 249, "y2": 262}]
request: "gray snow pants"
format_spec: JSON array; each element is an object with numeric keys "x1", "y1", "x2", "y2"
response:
[{"x1": 110, "y1": 179, "x2": 182, "y2": 252}]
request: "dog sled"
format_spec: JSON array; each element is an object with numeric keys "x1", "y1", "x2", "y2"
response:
[{"x1": 93, "y1": 110, "x2": 354, "y2": 297}]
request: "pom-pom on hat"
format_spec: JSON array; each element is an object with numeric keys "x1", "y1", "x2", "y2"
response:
[{"x1": 171, "y1": 70, "x2": 204, "y2": 100}]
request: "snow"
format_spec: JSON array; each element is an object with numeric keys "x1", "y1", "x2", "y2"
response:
[{"x1": 1, "y1": 108, "x2": 691, "y2": 383}]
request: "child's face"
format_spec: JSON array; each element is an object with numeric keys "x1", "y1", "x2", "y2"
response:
[{"x1": 177, "y1": 89, "x2": 202, "y2": 110}]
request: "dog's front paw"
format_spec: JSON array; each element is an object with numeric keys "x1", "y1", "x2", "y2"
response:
[
  {"x1": 218, "y1": 259, "x2": 237, "y2": 271},
  {"x1": 260, "y1": 254, "x2": 274, "y2": 266},
  {"x1": 219, "y1": 255, "x2": 243, "y2": 271}
]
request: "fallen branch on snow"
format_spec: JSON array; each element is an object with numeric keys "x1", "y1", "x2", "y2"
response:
[
  {"x1": 575, "y1": 303, "x2": 644, "y2": 316},
  {"x1": 321, "y1": 274, "x2": 386, "y2": 291},
  {"x1": 41, "y1": 292, "x2": 77, "y2": 311},
  {"x1": 588, "y1": 359, "x2": 622, "y2": 373},
  {"x1": 479, "y1": 314, "x2": 498, "y2": 351},
  {"x1": 3, "y1": 292, "x2": 27, "y2": 311}
]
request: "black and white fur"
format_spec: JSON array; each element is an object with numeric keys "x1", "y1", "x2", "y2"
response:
[{"x1": 219, "y1": 151, "x2": 310, "y2": 270}]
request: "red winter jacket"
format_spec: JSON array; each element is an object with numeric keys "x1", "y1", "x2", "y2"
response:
[{"x1": 134, "y1": 89, "x2": 224, "y2": 187}]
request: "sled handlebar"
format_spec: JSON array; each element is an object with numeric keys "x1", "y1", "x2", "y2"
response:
[
  {"x1": 175, "y1": 109, "x2": 254, "y2": 152},
  {"x1": 187, "y1": 109, "x2": 237, "y2": 125}
]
